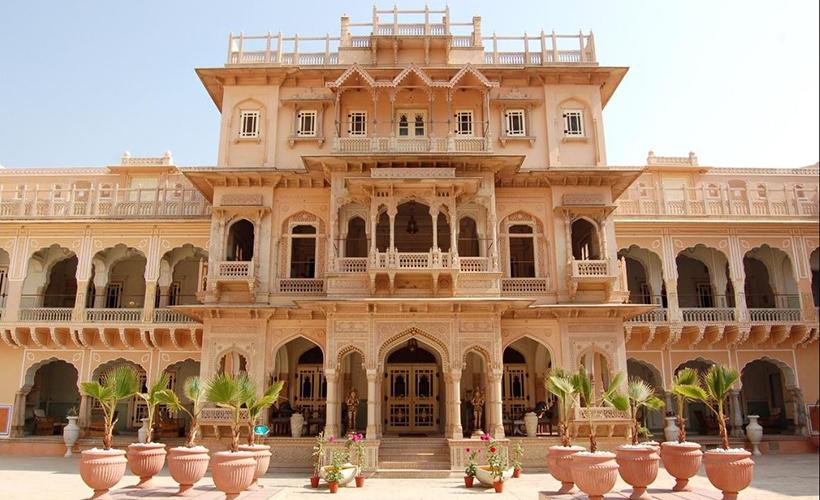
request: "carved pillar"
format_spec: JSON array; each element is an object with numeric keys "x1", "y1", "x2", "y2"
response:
[
  {"x1": 324, "y1": 369, "x2": 340, "y2": 438},
  {"x1": 488, "y1": 370, "x2": 505, "y2": 438},
  {"x1": 158, "y1": 285, "x2": 171, "y2": 307},
  {"x1": 78, "y1": 394, "x2": 90, "y2": 432},
  {"x1": 73, "y1": 279, "x2": 88, "y2": 322},
  {"x1": 366, "y1": 369, "x2": 378, "y2": 439},
  {"x1": 449, "y1": 370, "x2": 463, "y2": 439},
  {"x1": 730, "y1": 389, "x2": 745, "y2": 438},
  {"x1": 388, "y1": 207, "x2": 397, "y2": 251},
  {"x1": 11, "y1": 390, "x2": 27, "y2": 437},
  {"x1": 143, "y1": 280, "x2": 157, "y2": 322},
  {"x1": 430, "y1": 206, "x2": 439, "y2": 250}
]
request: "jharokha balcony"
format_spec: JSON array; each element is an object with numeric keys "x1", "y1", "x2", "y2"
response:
[{"x1": 332, "y1": 136, "x2": 491, "y2": 154}]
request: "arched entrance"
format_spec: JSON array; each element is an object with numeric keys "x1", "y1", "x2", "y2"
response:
[
  {"x1": 501, "y1": 337, "x2": 553, "y2": 435},
  {"x1": 91, "y1": 360, "x2": 147, "y2": 432},
  {"x1": 627, "y1": 358, "x2": 665, "y2": 431},
  {"x1": 270, "y1": 338, "x2": 326, "y2": 436},
  {"x1": 674, "y1": 358, "x2": 716, "y2": 435},
  {"x1": 158, "y1": 359, "x2": 201, "y2": 439},
  {"x1": 741, "y1": 358, "x2": 797, "y2": 435},
  {"x1": 23, "y1": 360, "x2": 80, "y2": 435},
  {"x1": 383, "y1": 340, "x2": 442, "y2": 434}
]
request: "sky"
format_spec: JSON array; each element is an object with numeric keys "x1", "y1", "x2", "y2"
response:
[{"x1": 0, "y1": 0, "x2": 817, "y2": 168}]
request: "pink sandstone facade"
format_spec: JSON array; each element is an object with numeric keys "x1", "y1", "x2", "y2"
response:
[{"x1": 0, "y1": 7, "x2": 817, "y2": 471}]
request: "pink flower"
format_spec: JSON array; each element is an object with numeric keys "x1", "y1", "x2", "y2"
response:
[
  {"x1": 465, "y1": 448, "x2": 471, "y2": 453},
  {"x1": 480, "y1": 434, "x2": 490, "y2": 442},
  {"x1": 489, "y1": 446, "x2": 497, "y2": 453},
  {"x1": 351, "y1": 433, "x2": 363, "y2": 442},
  {"x1": 328, "y1": 436, "x2": 336, "y2": 443}
]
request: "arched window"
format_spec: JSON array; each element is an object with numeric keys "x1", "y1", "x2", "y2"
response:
[
  {"x1": 509, "y1": 225, "x2": 535, "y2": 278},
  {"x1": 437, "y1": 212, "x2": 451, "y2": 252},
  {"x1": 706, "y1": 184, "x2": 720, "y2": 199},
  {"x1": 571, "y1": 219, "x2": 600, "y2": 260},
  {"x1": 290, "y1": 225, "x2": 317, "y2": 278},
  {"x1": 756, "y1": 184, "x2": 767, "y2": 198},
  {"x1": 344, "y1": 217, "x2": 367, "y2": 258},
  {"x1": 218, "y1": 351, "x2": 247, "y2": 376},
  {"x1": 458, "y1": 217, "x2": 480, "y2": 257},
  {"x1": 226, "y1": 219, "x2": 254, "y2": 261},
  {"x1": 375, "y1": 212, "x2": 390, "y2": 252}
]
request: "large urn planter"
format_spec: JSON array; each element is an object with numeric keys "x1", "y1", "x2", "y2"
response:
[
  {"x1": 660, "y1": 441, "x2": 703, "y2": 492},
  {"x1": 547, "y1": 445, "x2": 585, "y2": 494},
  {"x1": 126, "y1": 443, "x2": 167, "y2": 488},
  {"x1": 167, "y1": 446, "x2": 210, "y2": 495},
  {"x1": 745, "y1": 415, "x2": 763, "y2": 456},
  {"x1": 569, "y1": 452, "x2": 619, "y2": 500},
  {"x1": 524, "y1": 412, "x2": 538, "y2": 437},
  {"x1": 615, "y1": 445, "x2": 660, "y2": 500},
  {"x1": 319, "y1": 464, "x2": 358, "y2": 486},
  {"x1": 238, "y1": 444, "x2": 272, "y2": 488},
  {"x1": 703, "y1": 449, "x2": 754, "y2": 500},
  {"x1": 211, "y1": 451, "x2": 257, "y2": 500},
  {"x1": 290, "y1": 413, "x2": 305, "y2": 438},
  {"x1": 80, "y1": 449, "x2": 128, "y2": 499},
  {"x1": 63, "y1": 416, "x2": 80, "y2": 457},
  {"x1": 474, "y1": 465, "x2": 514, "y2": 486},
  {"x1": 664, "y1": 416, "x2": 680, "y2": 442}
]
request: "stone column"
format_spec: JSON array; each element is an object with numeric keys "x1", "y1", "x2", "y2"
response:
[
  {"x1": 449, "y1": 370, "x2": 463, "y2": 439},
  {"x1": 143, "y1": 280, "x2": 157, "y2": 323},
  {"x1": 366, "y1": 369, "x2": 378, "y2": 439},
  {"x1": 11, "y1": 390, "x2": 27, "y2": 437},
  {"x1": 430, "y1": 206, "x2": 439, "y2": 250},
  {"x1": 158, "y1": 285, "x2": 171, "y2": 307},
  {"x1": 324, "y1": 369, "x2": 340, "y2": 438},
  {"x1": 730, "y1": 389, "x2": 745, "y2": 438},
  {"x1": 388, "y1": 208, "x2": 397, "y2": 251},
  {"x1": 78, "y1": 394, "x2": 90, "y2": 433},
  {"x1": 488, "y1": 370, "x2": 505, "y2": 438},
  {"x1": 73, "y1": 279, "x2": 88, "y2": 322}
]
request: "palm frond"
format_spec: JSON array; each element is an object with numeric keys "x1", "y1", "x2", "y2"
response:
[
  {"x1": 183, "y1": 376, "x2": 204, "y2": 404},
  {"x1": 626, "y1": 379, "x2": 655, "y2": 405},
  {"x1": 703, "y1": 365, "x2": 739, "y2": 404},
  {"x1": 605, "y1": 392, "x2": 630, "y2": 411},
  {"x1": 147, "y1": 372, "x2": 171, "y2": 403},
  {"x1": 673, "y1": 384, "x2": 707, "y2": 402},
  {"x1": 672, "y1": 367, "x2": 699, "y2": 388},
  {"x1": 205, "y1": 373, "x2": 243, "y2": 409},
  {"x1": 107, "y1": 365, "x2": 140, "y2": 400},
  {"x1": 572, "y1": 366, "x2": 593, "y2": 407}
]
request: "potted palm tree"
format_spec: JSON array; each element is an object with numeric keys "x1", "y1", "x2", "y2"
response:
[
  {"x1": 692, "y1": 365, "x2": 754, "y2": 500},
  {"x1": 238, "y1": 375, "x2": 284, "y2": 488},
  {"x1": 205, "y1": 372, "x2": 258, "y2": 499},
  {"x1": 126, "y1": 373, "x2": 172, "y2": 488},
  {"x1": 610, "y1": 379, "x2": 664, "y2": 500},
  {"x1": 79, "y1": 365, "x2": 140, "y2": 498},
  {"x1": 660, "y1": 367, "x2": 706, "y2": 492},
  {"x1": 155, "y1": 376, "x2": 211, "y2": 495},
  {"x1": 545, "y1": 369, "x2": 586, "y2": 494},
  {"x1": 569, "y1": 366, "x2": 626, "y2": 500}
]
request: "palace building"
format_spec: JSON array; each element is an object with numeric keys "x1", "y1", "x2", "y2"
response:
[{"x1": 0, "y1": 7, "x2": 817, "y2": 472}]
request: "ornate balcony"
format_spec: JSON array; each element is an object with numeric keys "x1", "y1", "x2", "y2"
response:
[
  {"x1": 19, "y1": 307, "x2": 73, "y2": 322},
  {"x1": 748, "y1": 308, "x2": 801, "y2": 323},
  {"x1": 626, "y1": 307, "x2": 668, "y2": 323},
  {"x1": 152, "y1": 308, "x2": 199, "y2": 324},
  {"x1": 680, "y1": 307, "x2": 735, "y2": 323},
  {"x1": 202, "y1": 260, "x2": 259, "y2": 296},
  {"x1": 500, "y1": 278, "x2": 548, "y2": 296},
  {"x1": 371, "y1": 250, "x2": 454, "y2": 271},
  {"x1": 278, "y1": 278, "x2": 326, "y2": 295},
  {"x1": 331, "y1": 136, "x2": 490, "y2": 154},
  {"x1": 568, "y1": 258, "x2": 623, "y2": 301},
  {"x1": 85, "y1": 308, "x2": 144, "y2": 323}
]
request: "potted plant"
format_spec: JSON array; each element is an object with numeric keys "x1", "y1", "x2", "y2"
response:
[
  {"x1": 237, "y1": 375, "x2": 284, "y2": 488},
  {"x1": 311, "y1": 431, "x2": 327, "y2": 488},
  {"x1": 660, "y1": 367, "x2": 706, "y2": 491},
  {"x1": 205, "y1": 372, "x2": 258, "y2": 499},
  {"x1": 609, "y1": 378, "x2": 664, "y2": 500},
  {"x1": 324, "y1": 449, "x2": 347, "y2": 494},
  {"x1": 692, "y1": 365, "x2": 755, "y2": 500},
  {"x1": 63, "y1": 406, "x2": 80, "y2": 457},
  {"x1": 544, "y1": 369, "x2": 586, "y2": 494},
  {"x1": 346, "y1": 432, "x2": 366, "y2": 487},
  {"x1": 155, "y1": 376, "x2": 211, "y2": 495},
  {"x1": 126, "y1": 373, "x2": 172, "y2": 488},
  {"x1": 318, "y1": 437, "x2": 357, "y2": 486},
  {"x1": 568, "y1": 367, "x2": 625, "y2": 500},
  {"x1": 474, "y1": 435, "x2": 514, "y2": 488},
  {"x1": 463, "y1": 447, "x2": 478, "y2": 488},
  {"x1": 511, "y1": 440, "x2": 523, "y2": 478},
  {"x1": 79, "y1": 365, "x2": 140, "y2": 498}
]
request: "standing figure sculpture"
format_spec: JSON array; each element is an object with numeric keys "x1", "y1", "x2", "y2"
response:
[
  {"x1": 345, "y1": 387, "x2": 360, "y2": 432},
  {"x1": 471, "y1": 386, "x2": 486, "y2": 436}
]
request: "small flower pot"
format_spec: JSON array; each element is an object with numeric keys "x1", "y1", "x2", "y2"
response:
[
  {"x1": 512, "y1": 467, "x2": 521, "y2": 478},
  {"x1": 660, "y1": 441, "x2": 703, "y2": 492},
  {"x1": 210, "y1": 451, "x2": 257, "y2": 500},
  {"x1": 547, "y1": 445, "x2": 585, "y2": 494},
  {"x1": 703, "y1": 449, "x2": 755, "y2": 500},
  {"x1": 311, "y1": 475, "x2": 321, "y2": 488},
  {"x1": 238, "y1": 443, "x2": 272, "y2": 488},
  {"x1": 569, "y1": 451, "x2": 619, "y2": 500},
  {"x1": 126, "y1": 442, "x2": 167, "y2": 488},
  {"x1": 167, "y1": 446, "x2": 210, "y2": 495},
  {"x1": 328, "y1": 481, "x2": 339, "y2": 494},
  {"x1": 615, "y1": 445, "x2": 660, "y2": 500},
  {"x1": 355, "y1": 475, "x2": 365, "y2": 487},
  {"x1": 474, "y1": 465, "x2": 514, "y2": 486},
  {"x1": 80, "y1": 449, "x2": 128, "y2": 499},
  {"x1": 464, "y1": 475, "x2": 474, "y2": 488},
  {"x1": 493, "y1": 480, "x2": 504, "y2": 493}
]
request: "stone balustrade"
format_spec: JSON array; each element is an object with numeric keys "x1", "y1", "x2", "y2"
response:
[
  {"x1": 626, "y1": 308, "x2": 668, "y2": 323},
  {"x1": 85, "y1": 308, "x2": 144, "y2": 323},
  {"x1": 18, "y1": 307, "x2": 73, "y2": 322},
  {"x1": 278, "y1": 278, "x2": 326, "y2": 295},
  {"x1": 748, "y1": 308, "x2": 802, "y2": 323},
  {"x1": 214, "y1": 260, "x2": 254, "y2": 280},
  {"x1": 500, "y1": 277, "x2": 548, "y2": 295},
  {"x1": 569, "y1": 406, "x2": 632, "y2": 438},
  {"x1": 332, "y1": 136, "x2": 490, "y2": 154},
  {"x1": 152, "y1": 308, "x2": 198, "y2": 324},
  {"x1": 680, "y1": 307, "x2": 735, "y2": 323},
  {"x1": 337, "y1": 257, "x2": 368, "y2": 273}
]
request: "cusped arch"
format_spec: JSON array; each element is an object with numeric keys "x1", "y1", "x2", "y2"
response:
[
  {"x1": 673, "y1": 356, "x2": 716, "y2": 375},
  {"x1": 627, "y1": 357, "x2": 665, "y2": 390},
  {"x1": 159, "y1": 356, "x2": 201, "y2": 375},
  {"x1": 500, "y1": 210, "x2": 544, "y2": 234},
  {"x1": 378, "y1": 327, "x2": 450, "y2": 370},
  {"x1": 739, "y1": 356, "x2": 797, "y2": 389},
  {"x1": 281, "y1": 210, "x2": 326, "y2": 234},
  {"x1": 22, "y1": 356, "x2": 81, "y2": 392},
  {"x1": 92, "y1": 356, "x2": 148, "y2": 380},
  {"x1": 461, "y1": 344, "x2": 492, "y2": 368},
  {"x1": 502, "y1": 332, "x2": 556, "y2": 363},
  {"x1": 269, "y1": 333, "x2": 326, "y2": 367}
]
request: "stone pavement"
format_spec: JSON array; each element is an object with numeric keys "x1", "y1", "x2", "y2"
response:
[{"x1": 0, "y1": 453, "x2": 816, "y2": 499}]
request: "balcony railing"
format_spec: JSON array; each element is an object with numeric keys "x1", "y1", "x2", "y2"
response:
[
  {"x1": 278, "y1": 278, "x2": 325, "y2": 295},
  {"x1": 337, "y1": 257, "x2": 368, "y2": 273},
  {"x1": 332, "y1": 136, "x2": 490, "y2": 154},
  {"x1": 748, "y1": 308, "x2": 801, "y2": 322},
  {"x1": 0, "y1": 186, "x2": 210, "y2": 220},
  {"x1": 459, "y1": 257, "x2": 491, "y2": 273},
  {"x1": 570, "y1": 259, "x2": 612, "y2": 278},
  {"x1": 85, "y1": 308, "x2": 144, "y2": 323},
  {"x1": 19, "y1": 307, "x2": 73, "y2": 322},
  {"x1": 214, "y1": 261, "x2": 254, "y2": 280},
  {"x1": 681, "y1": 307, "x2": 735, "y2": 323},
  {"x1": 152, "y1": 308, "x2": 199, "y2": 324},
  {"x1": 501, "y1": 277, "x2": 548, "y2": 295},
  {"x1": 370, "y1": 250, "x2": 455, "y2": 271},
  {"x1": 626, "y1": 308, "x2": 668, "y2": 323}
]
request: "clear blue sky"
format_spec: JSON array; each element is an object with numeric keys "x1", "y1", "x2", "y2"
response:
[{"x1": 0, "y1": 0, "x2": 817, "y2": 168}]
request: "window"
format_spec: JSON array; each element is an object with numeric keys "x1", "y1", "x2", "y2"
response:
[
  {"x1": 290, "y1": 225, "x2": 317, "y2": 278},
  {"x1": 297, "y1": 110, "x2": 317, "y2": 137},
  {"x1": 105, "y1": 282, "x2": 123, "y2": 308},
  {"x1": 756, "y1": 185, "x2": 767, "y2": 198},
  {"x1": 504, "y1": 109, "x2": 526, "y2": 136},
  {"x1": 52, "y1": 184, "x2": 64, "y2": 200},
  {"x1": 508, "y1": 224, "x2": 536, "y2": 278},
  {"x1": 706, "y1": 184, "x2": 720, "y2": 198},
  {"x1": 14, "y1": 185, "x2": 25, "y2": 200},
  {"x1": 98, "y1": 184, "x2": 112, "y2": 200},
  {"x1": 563, "y1": 109, "x2": 585, "y2": 136},
  {"x1": 397, "y1": 110, "x2": 426, "y2": 137},
  {"x1": 239, "y1": 110, "x2": 260, "y2": 138},
  {"x1": 454, "y1": 110, "x2": 473, "y2": 136},
  {"x1": 348, "y1": 111, "x2": 367, "y2": 136}
]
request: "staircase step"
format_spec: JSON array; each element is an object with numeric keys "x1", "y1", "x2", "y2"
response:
[
  {"x1": 377, "y1": 469, "x2": 454, "y2": 479},
  {"x1": 379, "y1": 460, "x2": 451, "y2": 470}
]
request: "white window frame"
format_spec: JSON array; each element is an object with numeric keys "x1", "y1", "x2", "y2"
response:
[
  {"x1": 296, "y1": 110, "x2": 318, "y2": 137},
  {"x1": 454, "y1": 110, "x2": 474, "y2": 136},
  {"x1": 287, "y1": 223, "x2": 319, "y2": 279},
  {"x1": 506, "y1": 222, "x2": 538, "y2": 278},
  {"x1": 348, "y1": 111, "x2": 367, "y2": 137},
  {"x1": 396, "y1": 110, "x2": 427, "y2": 137},
  {"x1": 238, "y1": 110, "x2": 260, "y2": 139},
  {"x1": 562, "y1": 109, "x2": 585, "y2": 137},
  {"x1": 504, "y1": 109, "x2": 526, "y2": 137}
]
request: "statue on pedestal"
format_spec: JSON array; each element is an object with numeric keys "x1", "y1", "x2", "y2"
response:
[
  {"x1": 345, "y1": 387, "x2": 360, "y2": 432},
  {"x1": 471, "y1": 386, "x2": 485, "y2": 436}
]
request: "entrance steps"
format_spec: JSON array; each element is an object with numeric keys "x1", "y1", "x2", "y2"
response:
[{"x1": 377, "y1": 437, "x2": 453, "y2": 478}]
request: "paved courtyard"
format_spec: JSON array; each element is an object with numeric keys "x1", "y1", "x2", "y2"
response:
[{"x1": 0, "y1": 453, "x2": 816, "y2": 499}]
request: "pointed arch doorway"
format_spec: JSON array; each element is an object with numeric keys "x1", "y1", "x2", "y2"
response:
[{"x1": 383, "y1": 340, "x2": 442, "y2": 435}]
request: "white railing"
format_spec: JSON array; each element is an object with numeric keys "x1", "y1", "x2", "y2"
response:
[
  {"x1": 626, "y1": 308, "x2": 668, "y2": 323},
  {"x1": 501, "y1": 277, "x2": 548, "y2": 295},
  {"x1": 370, "y1": 250, "x2": 454, "y2": 270},
  {"x1": 278, "y1": 278, "x2": 325, "y2": 295},
  {"x1": 332, "y1": 136, "x2": 489, "y2": 154},
  {"x1": 85, "y1": 308, "x2": 144, "y2": 323},
  {"x1": 0, "y1": 186, "x2": 210, "y2": 220},
  {"x1": 748, "y1": 308, "x2": 802, "y2": 322},
  {"x1": 571, "y1": 259, "x2": 611, "y2": 278},
  {"x1": 200, "y1": 407, "x2": 249, "y2": 425},
  {"x1": 19, "y1": 307, "x2": 73, "y2": 322},
  {"x1": 483, "y1": 33, "x2": 595, "y2": 65},
  {"x1": 337, "y1": 257, "x2": 368, "y2": 273},
  {"x1": 152, "y1": 309, "x2": 198, "y2": 324},
  {"x1": 681, "y1": 308, "x2": 735, "y2": 322},
  {"x1": 215, "y1": 261, "x2": 254, "y2": 280},
  {"x1": 459, "y1": 257, "x2": 491, "y2": 273}
]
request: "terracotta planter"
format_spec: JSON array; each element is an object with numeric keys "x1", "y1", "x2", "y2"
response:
[
  {"x1": 703, "y1": 449, "x2": 755, "y2": 500},
  {"x1": 615, "y1": 445, "x2": 660, "y2": 500},
  {"x1": 660, "y1": 441, "x2": 703, "y2": 492},
  {"x1": 167, "y1": 446, "x2": 210, "y2": 495},
  {"x1": 238, "y1": 444, "x2": 272, "y2": 488},
  {"x1": 311, "y1": 475, "x2": 320, "y2": 488},
  {"x1": 547, "y1": 445, "x2": 585, "y2": 494},
  {"x1": 355, "y1": 475, "x2": 365, "y2": 487},
  {"x1": 210, "y1": 451, "x2": 257, "y2": 500},
  {"x1": 493, "y1": 480, "x2": 504, "y2": 493},
  {"x1": 79, "y1": 448, "x2": 128, "y2": 499},
  {"x1": 126, "y1": 443, "x2": 167, "y2": 488},
  {"x1": 512, "y1": 467, "x2": 521, "y2": 478},
  {"x1": 569, "y1": 452, "x2": 619, "y2": 500},
  {"x1": 328, "y1": 481, "x2": 339, "y2": 493},
  {"x1": 464, "y1": 475, "x2": 474, "y2": 488}
]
